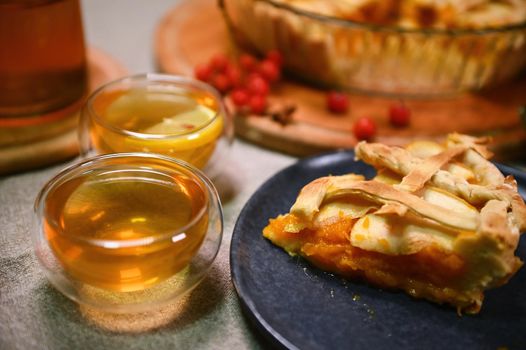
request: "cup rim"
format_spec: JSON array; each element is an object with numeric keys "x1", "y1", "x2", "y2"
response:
[
  {"x1": 82, "y1": 73, "x2": 225, "y2": 140},
  {"x1": 34, "y1": 152, "x2": 218, "y2": 249}
]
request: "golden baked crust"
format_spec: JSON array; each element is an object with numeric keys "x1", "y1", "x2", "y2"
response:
[
  {"x1": 272, "y1": 0, "x2": 526, "y2": 29},
  {"x1": 263, "y1": 134, "x2": 525, "y2": 313}
]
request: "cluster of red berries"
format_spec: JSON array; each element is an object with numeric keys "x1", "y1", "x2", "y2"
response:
[
  {"x1": 195, "y1": 52, "x2": 411, "y2": 142},
  {"x1": 194, "y1": 51, "x2": 283, "y2": 115},
  {"x1": 326, "y1": 91, "x2": 411, "y2": 141}
]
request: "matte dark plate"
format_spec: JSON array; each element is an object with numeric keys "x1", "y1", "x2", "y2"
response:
[{"x1": 230, "y1": 151, "x2": 526, "y2": 350}]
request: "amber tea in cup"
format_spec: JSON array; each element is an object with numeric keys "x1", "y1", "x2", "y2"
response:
[
  {"x1": 79, "y1": 74, "x2": 233, "y2": 176},
  {"x1": 44, "y1": 167, "x2": 208, "y2": 292},
  {"x1": 33, "y1": 153, "x2": 223, "y2": 312},
  {"x1": 0, "y1": 0, "x2": 87, "y2": 118}
]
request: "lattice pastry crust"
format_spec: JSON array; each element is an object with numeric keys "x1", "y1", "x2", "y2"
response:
[
  {"x1": 263, "y1": 134, "x2": 525, "y2": 313},
  {"x1": 271, "y1": 0, "x2": 526, "y2": 29}
]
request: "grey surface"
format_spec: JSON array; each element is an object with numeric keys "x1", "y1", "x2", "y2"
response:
[{"x1": 0, "y1": 0, "x2": 296, "y2": 349}]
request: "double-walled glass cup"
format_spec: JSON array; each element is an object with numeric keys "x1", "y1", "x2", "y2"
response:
[
  {"x1": 33, "y1": 153, "x2": 223, "y2": 313},
  {"x1": 79, "y1": 74, "x2": 233, "y2": 178}
]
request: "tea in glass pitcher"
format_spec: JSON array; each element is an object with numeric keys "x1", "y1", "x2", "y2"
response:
[{"x1": 0, "y1": 0, "x2": 87, "y2": 118}]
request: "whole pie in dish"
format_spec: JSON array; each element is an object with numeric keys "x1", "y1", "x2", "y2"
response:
[
  {"x1": 263, "y1": 134, "x2": 526, "y2": 313},
  {"x1": 221, "y1": 0, "x2": 526, "y2": 95}
]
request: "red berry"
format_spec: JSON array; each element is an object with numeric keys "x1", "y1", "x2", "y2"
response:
[
  {"x1": 247, "y1": 75, "x2": 270, "y2": 96},
  {"x1": 259, "y1": 59, "x2": 281, "y2": 83},
  {"x1": 212, "y1": 74, "x2": 231, "y2": 93},
  {"x1": 248, "y1": 94, "x2": 267, "y2": 114},
  {"x1": 246, "y1": 71, "x2": 264, "y2": 81},
  {"x1": 353, "y1": 117, "x2": 376, "y2": 141},
  {"x1": 239, "y1": 53, "x2": 258, "y2": 71},
  {"x1": 210, "y1": 53, "x2": 230, "y2": 72},
  {"x1": 225, "y1": 65, "x2": 243, "y2": 87},
  {"x1": 327, "y1": 91, "x2": 349, "y2": 114},
  {"x1": 194, "y1": 63, "x2": 212, "y2": 82},
  {"x1": 389, "y1": 103, "x2": 411, "y2": 127},
  {"x1": 266, "y1": 49, "x2": 283, "y2": 67},
  {"x1": 231, "y1": 88, "x2": 250, "y2": 107}
]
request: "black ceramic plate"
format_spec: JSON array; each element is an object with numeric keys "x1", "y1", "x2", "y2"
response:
[{"x1": 231, "y1": 151, "x2": 526, "y2": 350}]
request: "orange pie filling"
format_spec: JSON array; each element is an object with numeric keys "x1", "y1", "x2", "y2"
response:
[{"x1": 263, "y1": 214, "x2": 482, "y2": 313}]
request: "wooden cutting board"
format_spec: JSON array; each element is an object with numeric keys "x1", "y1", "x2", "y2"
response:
[
  {"x1": 0, "y1": 47, "x2": 127, "y2": 175},
  {"x1": 156, "y1": 0, "x2": 526, "y2": 160}
]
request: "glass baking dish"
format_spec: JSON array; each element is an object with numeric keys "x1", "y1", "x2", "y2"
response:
[{"x1": 220, "y1": 0, "x2": 526, "y2": 96}]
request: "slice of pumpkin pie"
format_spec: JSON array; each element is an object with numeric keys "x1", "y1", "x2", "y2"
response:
[{"x1": 263, "y1": 134, "x2": 525, "y2": 313}]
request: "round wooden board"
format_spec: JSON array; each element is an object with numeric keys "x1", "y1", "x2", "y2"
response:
[
  {"x1": 0, "y1": 47, "x2": 128, "y2": 175},
  {"x1": 156, "y1": 0, "x2": 526, "y2": 160}
]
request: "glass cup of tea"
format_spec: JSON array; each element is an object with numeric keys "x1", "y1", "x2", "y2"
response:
[
  {"x1": 33, "y1": 153, "x2": 223, "y2": 312},
  {"x1": 79, "y1": 74, "x2": 233, "y2": 179},
  {"x1": 0, "y1": 0, "x2": 87, "y2": 144}
]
